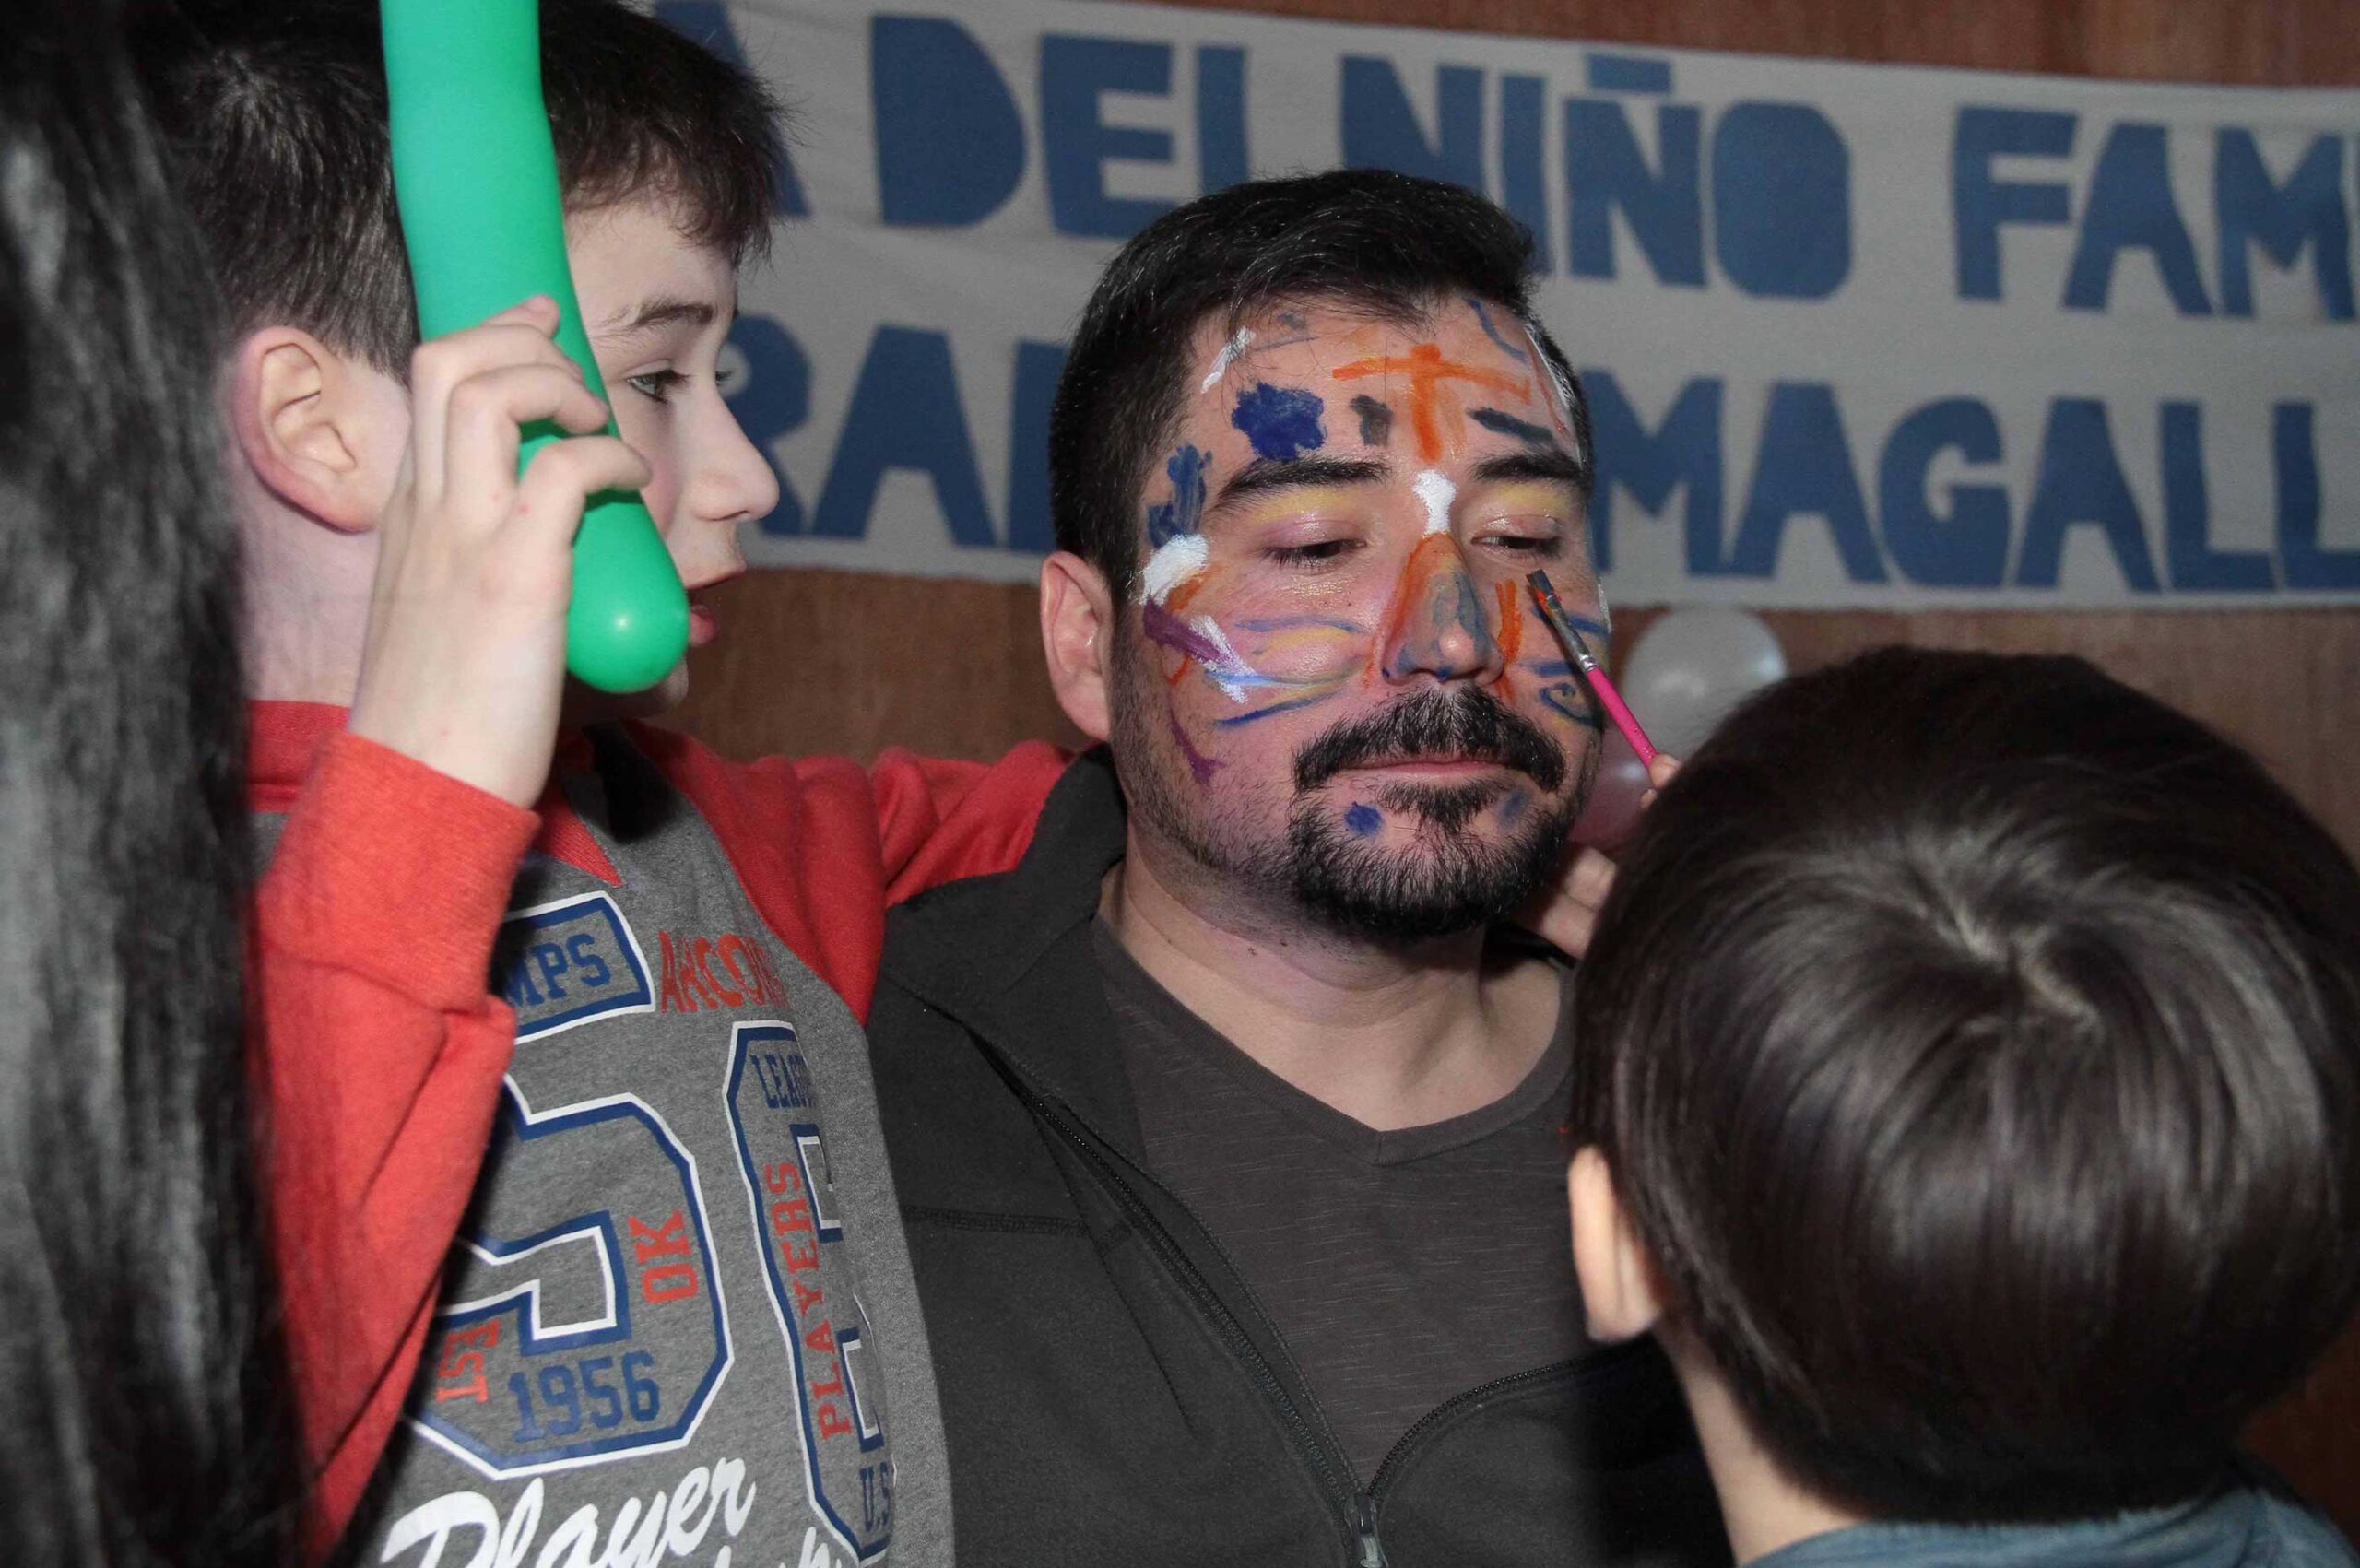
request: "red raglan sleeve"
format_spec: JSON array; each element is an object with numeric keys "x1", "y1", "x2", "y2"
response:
[
  {"x1": 635, "y1": 725, "x2": 1068, "y2": 1022},
  {"x1": 254, "y1": 732, "x2": 536, "y2": 1556},
  {"x1": 868, "y1": 741, "x2": 1069, "y2": 906}
]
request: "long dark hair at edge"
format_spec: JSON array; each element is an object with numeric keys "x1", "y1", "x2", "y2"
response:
[{"x1": 0, "y1": 1, "x2": 299, "y2": 1562}]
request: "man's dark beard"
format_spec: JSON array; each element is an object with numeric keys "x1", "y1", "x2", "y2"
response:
[
  {"x1": 1287, "y1": 687, "x2": 1586, "y2": 942},
  {"x1": 1108, "y1": 635, "x2": 1589, "y2": 940}
]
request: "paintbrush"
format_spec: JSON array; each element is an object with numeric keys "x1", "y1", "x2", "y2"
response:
[{"x1": 1525, "y1": 571, "x2": 1658, "y2": 766}]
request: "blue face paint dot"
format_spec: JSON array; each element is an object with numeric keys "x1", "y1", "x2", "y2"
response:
[
  {"x1": 1231, "y1": 383, "x2": 1326, "y2": 461},
  {"x1": 1345, "y1": 803, "x2": 1383, "y2": 837},
  {"x1": 1497, "y1": 788, "x2": 1530, "y2": 828}
]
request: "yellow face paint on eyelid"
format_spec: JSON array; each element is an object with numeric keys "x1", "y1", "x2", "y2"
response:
[
  {"x1": 1219, "y1": 485, "x2": 1382, "y2": 532},
  {"x1": 1473, "y1": 480, "x2": 1578, "y2": 518}
]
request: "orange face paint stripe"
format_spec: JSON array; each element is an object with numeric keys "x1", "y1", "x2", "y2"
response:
[
  {"x1": 1493, "y1": 577, "x2": 1523, "y2": 699},
  {"x1": 1331, "y1": 342, "x2": 1530, "y2": 463}
]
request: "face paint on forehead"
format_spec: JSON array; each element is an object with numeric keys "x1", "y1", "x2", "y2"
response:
[
  {"x1": 1469, "y1": 407, "x2": 1554, "y2": 448},
  {"x1": 1230, "y1": 383, "x2": 1326, "y2": 462},
  {"x1": 1330, "y1": 342, "x2": 1528, "y2": 464},
  {"x1": 1469, "y1": 299, "x2": 1532, "y2": 366},
  {"x1": 1199, "y1": 327, "x2": 1255, "y2": 393}
]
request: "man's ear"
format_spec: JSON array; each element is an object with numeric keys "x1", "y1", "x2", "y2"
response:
[
  {"x1": 227, "y1": 326, "x2": 406, "y2": 533},
  {"x1": 1570, "y1": 1147, "x2": 1668, "y2": 1342},
  {"x1": 1040, "y1": 550, "x2": 1117, "y2": 742}
]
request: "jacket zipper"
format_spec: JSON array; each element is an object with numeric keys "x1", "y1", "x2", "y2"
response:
[
  {"x1": 1012, "y1": 1080, "x2": 1384, "y2": 1566},
  {"x1": 1351, "y1": 1492, "x2": 1388, "y2": 1567},
  {"x1": 1363, "y1": 1346, "x2": 1661, "y2": 1507}
]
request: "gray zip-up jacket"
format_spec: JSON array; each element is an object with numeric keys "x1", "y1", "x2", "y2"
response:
[{"x1": 868, "y1": 750, "x2": 1728, "y2": 1568}]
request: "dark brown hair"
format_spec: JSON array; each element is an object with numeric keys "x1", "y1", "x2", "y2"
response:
[
  {"x1": 129, "y1": 0, "x2": 785, "y2": 373},
  {"x1": 3, "y1": 0, "x2": 296, "y2": 1557},
  {"x1": 1570, "y1": 647, "x2": 2360, "y2": 1521}
]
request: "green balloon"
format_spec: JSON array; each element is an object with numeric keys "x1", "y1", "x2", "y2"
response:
[{"x1": 383, "y1": 0, "x2": 688, "y2": 694}]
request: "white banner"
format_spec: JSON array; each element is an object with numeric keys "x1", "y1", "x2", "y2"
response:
[{"x1": 659, "y1": 0, "x2": 2360, "y2": 607}]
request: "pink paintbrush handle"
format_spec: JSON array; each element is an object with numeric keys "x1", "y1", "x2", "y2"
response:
[
  {"x1": 1525, "y1": 570, "x2": 1659, "y2": 767},
  {"x1": 1582, "y1": 666, "x2": 1658, "y2": 767}
]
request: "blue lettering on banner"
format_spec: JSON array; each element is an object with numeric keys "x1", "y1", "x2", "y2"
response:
[
  {"x1": 872, "y1": 16, "x2": 1026, "y2": 227},
  {"x1": 812, "y1": 324, "x2": 997, "y2": 547},
  {"x1": 726, "y1": 1023, "x2": 895, "y2": 1562},
  {"x1": 1042, "y1": 34, "x2": 1178, "y2": 240},
  {"x1": 2063, "y1": 122, "x2": 2212, "y2": 315},
  {"x1": 1339, "y1": 56, "x2": 1484, "y2": 192},
  {"x1": 1582, "y1": 371, "x2": 1724, "y2": 576},
  {"x1": 1710, "y1": 102, "x2": 1850, "y2": 299},
  {"x1": 1728, "y1": 383, "x2": 1887, "y2": 583},
  {"x1": 2018, "y1": 398, "x2": 2163, "y2": 591},
  {"x1": 1198, "y1": 45, "x2": 1251, "y2": 192},
  {"x1": 410, "y1": 1082, "x2": 730, "y2": 1476},
  {"x1": 2277, "y1": 403, "x2": 2360, "y2": 590},
  {"x1": 1953, "y1": 106, "x2": 2077, "y2": 301},
  {"x1": 1565, "y1": 92, "x2": 1705, "y2": 287},
  {"x1": 2214, "y1": 129, "x2": 2354, "y2": 321},
  {"x1": 1587, "y1": 53, "x2": 1672, "y2": 94},
  {"x1": 493, "y1": 893, "x2": 655, "y2": 1043},
  {"x1": 1499, "y1": 74, "x2": 1552, "y2": 271},
  {"x1": 1878, "y1": 397, "x2": 2011, "y2": 588},
  {"x1": 2163, "y1": 402, "x2": 2274, "y2": 591}
]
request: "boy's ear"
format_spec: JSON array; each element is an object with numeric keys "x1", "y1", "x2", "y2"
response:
[
  {"x1": 1040, "y1": 550, "x2": 1117, "y2": 743},
  {"x1": 228, "y1": 326, "x2": 407, "y2": 534},
  {"x1": 1570, "y1": 1147, "x2": 1668, "y2": 1342}
]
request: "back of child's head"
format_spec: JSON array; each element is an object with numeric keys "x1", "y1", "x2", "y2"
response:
[
  {"x1": 1570, "y1": 645, "x2": 2360, "y2": 1524},
  {"x1": 128, "y1": 0, "x2": 784, "y2": 373}
]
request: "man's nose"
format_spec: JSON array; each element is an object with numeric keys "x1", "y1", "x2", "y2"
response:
[{"x1": 1380, "y1": 534, "x2": 1504, "y2": 684}]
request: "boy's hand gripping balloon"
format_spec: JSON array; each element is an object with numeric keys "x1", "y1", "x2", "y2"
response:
[{"x1": 383, "y1": 0, "x2": 688, "y2": 693}]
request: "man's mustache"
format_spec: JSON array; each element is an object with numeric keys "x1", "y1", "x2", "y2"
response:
[{"x1": 1293, "y1": 687, "x2": 1568, "y2": 795}]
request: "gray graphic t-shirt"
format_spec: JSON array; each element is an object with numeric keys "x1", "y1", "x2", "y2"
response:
[{"x1": 268, "y1": 731, "x2": 950, "y2": 1568}]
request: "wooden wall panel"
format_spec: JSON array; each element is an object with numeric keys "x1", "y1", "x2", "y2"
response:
[{"x1": 669, "y1": 0, "x2": 2360, "y2": 1532}]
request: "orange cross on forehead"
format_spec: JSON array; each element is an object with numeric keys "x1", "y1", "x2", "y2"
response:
[{"x1": 1328, "y1": 341, "x2": 1531, "y2": 462}]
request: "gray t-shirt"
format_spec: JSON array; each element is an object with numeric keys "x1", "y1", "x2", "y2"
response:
[
  {"x1": 264, "y1": 731, "x2": 950, "y2": 1568},
  {"x1": 1093, "y1": 921, "x2": 1589, "y2": 1485}
]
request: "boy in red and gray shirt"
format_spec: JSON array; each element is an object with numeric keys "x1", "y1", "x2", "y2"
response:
[{"x1": 135, "y1": 4, "x2": 1060, "y2": 1562}]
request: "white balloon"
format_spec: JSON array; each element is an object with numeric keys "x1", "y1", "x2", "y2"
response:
[{"x1": 1617, "y1": 608, "x2": 1788, "y2": 756}]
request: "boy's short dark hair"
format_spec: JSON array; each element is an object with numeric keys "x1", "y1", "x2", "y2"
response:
[
  {"x1": 1048, "y1": 168, "x2": 1591, "y2": 607},
  {"x1": 1570, "y1": 647, "x2": 2360, "y2": 1523},
  {"x1": 129, "y1": 0, "x2": 784, "y2": 374}
]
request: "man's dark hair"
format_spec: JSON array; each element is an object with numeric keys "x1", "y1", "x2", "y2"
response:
[
  {"x1": 3, "y1": 0, "x2": 298, "y2": 1559},
  {"x1": 1569, "y1": 647, "x2": 2360, "y2": 1524},
  {"x1": 1049, "y1": 169, "x2": 1590, "y2": 606},
  {"x1": 129, "y1": 0, "x2": 785, "y2": 373}
]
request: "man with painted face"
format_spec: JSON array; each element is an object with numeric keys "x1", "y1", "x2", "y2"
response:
[{"x1": 868, "y1": 170, "x2": 1724, "y2": 1567}]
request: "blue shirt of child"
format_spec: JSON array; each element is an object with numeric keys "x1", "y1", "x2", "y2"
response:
[{"x1": 1752, "y1": 1484, "x2": 2354, "y2": 1568}]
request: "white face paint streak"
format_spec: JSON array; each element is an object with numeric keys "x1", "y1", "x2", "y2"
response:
[
  {"x1": 1138, "y1": 533, "x2": 1210, "y2": 604},
  {"x1": 1522, "y1": 324, "x2": 1588, "y2": 469},
  {"x1": 1198, "y1": 327, "x2": 1255, "y2": 393},
  {"x1": 1413, "y1": 469, "x2": 1456, "y2": 536},
  {"x1": 1190, "y1": 616, "x2": 1261, "y2": 703}
]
